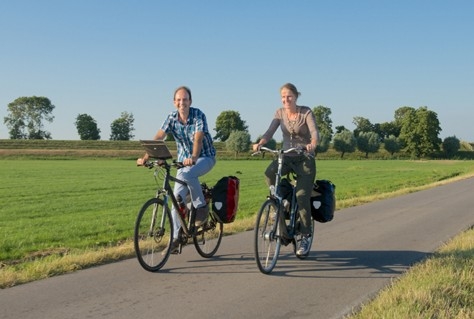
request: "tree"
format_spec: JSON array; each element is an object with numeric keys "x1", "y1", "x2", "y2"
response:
[
  {"x1": 352, "y1": 116, "x2": 374, "y2": 137},
  {"x1": 399, "y1": 106, "x2": 441, "y2": 158},
  {"x1": 335, "y1": 125, "x2": 347, "y2": 134},
  {"x1": 110, "y1": 111, "x2": 135, "y2": 141},
  {"x1": 312, "y1": 105, "x2": 333, "y2": 140},
  {"x1": 442, "y1": 136, "x2": 460, "y2": 158},
  {"x1": 394, "y1": 106, "x2": 415, "y2": 134},
  {"x1": 356, "y1": 131, "x2": 380, "y2": 158},
  {"x1": 214, "y1": 110, "x2": 248, "y2": 142},
  {"x1": 316, "y1": 134, "x2": 330, "y2": 154},
  {"x1": 377, "y1": 121, "x2": 400, "y2": 140},
  {"x1": 384, "y1": 135, "x2": 402, "y2": 156},
  {"x1": 4, "y1": 96, "x2": 55, "y2": 139},
  {"x1": 226, "y1": 130, "x2": 251, "y2": 158},
  {"x1": 333, "y1": 129, "x2": 356, "y2": 158},
  {"x1": 75, "y1": 114, "x2": 101, "y2": 140}
]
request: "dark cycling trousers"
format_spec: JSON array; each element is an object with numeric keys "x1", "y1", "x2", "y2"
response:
[{"x1": 264, "y1": 154, "x2": 316, "y2": 235}]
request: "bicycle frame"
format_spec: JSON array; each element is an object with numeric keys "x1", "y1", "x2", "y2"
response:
[
  {"x1": 147, "y1": 160, "x2": 197, "y2": 237},
  {"x1": 135, "y1": 150, "x2": 223, "y2": 271},
  {"x1": 261, "y1": 147, "x2": 303, "y2": 240},
  {"x1": 253, "y1": 146, "x2": 314, "y2": 274},
  {"x1": 285, "y1": 179, "x2": 299, "y2": 238}
]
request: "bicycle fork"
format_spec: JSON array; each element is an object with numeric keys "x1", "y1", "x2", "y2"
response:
[
  {"x1": 149, "y1": 201, "x2": 168, "y2": 242},
  {"x1": 261, "y1": 199, "x2": 282, "y2": 242}
]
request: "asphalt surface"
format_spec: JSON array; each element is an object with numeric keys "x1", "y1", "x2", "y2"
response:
[{"x1": 2, "y1": 177, "x2": 474, "y2": 319}]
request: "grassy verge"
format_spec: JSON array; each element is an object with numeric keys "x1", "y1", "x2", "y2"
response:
[
  {"x1": 346, "y1": 226, "x2": 474, "y2": 319},
  {"x1": 0, "y1": 219, "x2": 256, "y2": 288}
]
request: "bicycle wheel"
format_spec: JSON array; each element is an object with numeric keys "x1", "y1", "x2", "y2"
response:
[
  {"x1": 254, "y1": 199, "x2": 281, "y2": 274},
  {"x1": 193, "y1": 212, "x2": 223, "y2": 258},
  {"x1": 294, "y1": 217, "x2": 315, "y2": 260},
  {"x1": 134, "y1": 198, "x2": 173, "y2": 272}
]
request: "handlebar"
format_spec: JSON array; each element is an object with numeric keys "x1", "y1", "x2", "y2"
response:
[
  {"x1": 142, "y1": 159, "x2": 186, "y2": 169},
  {"x1": 251, "y1": 146, "x2": 306, "y2": 157}
]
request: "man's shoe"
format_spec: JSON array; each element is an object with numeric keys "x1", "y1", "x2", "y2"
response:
[
  {"x1": 195, "y1": 205, "x2": 209, "y2": 227},
  {"x1": 296, "y1": 235, "x2": 311, "y2": 256},
  {"x1": 163, "y1": 239, "x2": 180, "y2": 255}
]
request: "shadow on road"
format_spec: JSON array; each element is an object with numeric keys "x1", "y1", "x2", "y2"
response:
[
  {"x1": 143, "y1": 249, "x2": 430, "y2": 277},
  {"x1": 270, "y1": 249, "x2": 430, "y2": 277}
]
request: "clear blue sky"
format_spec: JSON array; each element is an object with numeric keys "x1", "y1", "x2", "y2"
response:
[{"x1": 1, "y1": 0, "x2": 473, "y2": 142}]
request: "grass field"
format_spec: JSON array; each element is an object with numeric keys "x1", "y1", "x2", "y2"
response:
[{"x1": 1, "y1": 158, "x2": 474, "y2": 290}]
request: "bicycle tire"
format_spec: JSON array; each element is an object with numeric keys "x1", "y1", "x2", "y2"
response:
[
  {"x1": 193, "y1": 212, "x2": 223, "y2": 258},
  {"x1": 254, "y1": 199, "x2": 281, "y2": 274},
  {"x1": 134, "y1": 197, "x2": 173, "y2": 272}
]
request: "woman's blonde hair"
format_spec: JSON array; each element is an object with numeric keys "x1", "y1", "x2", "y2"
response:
[{"x1": 280, "y1": 83, "x2": 301, "y2": 99}]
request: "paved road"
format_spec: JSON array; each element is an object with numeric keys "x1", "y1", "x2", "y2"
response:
[{"x1": 2, "y1": 177, "x2": 474, "y2": 319}]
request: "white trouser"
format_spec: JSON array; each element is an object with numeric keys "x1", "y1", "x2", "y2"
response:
[{"x1": 171, "y1": 156, "x2": 216, "y2": 238}]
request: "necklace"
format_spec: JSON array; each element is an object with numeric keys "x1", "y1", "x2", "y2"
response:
[{"x1": 286, "y1": 107, "x2": 298, "y2": 142}]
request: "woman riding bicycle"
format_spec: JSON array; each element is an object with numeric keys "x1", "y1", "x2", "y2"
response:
[
  {"x1": 137, "y1": 86, "x2": 216, "y2": 253},
  {"x1": 253, "y1": 83, "x2": 319, "y2": 256}
]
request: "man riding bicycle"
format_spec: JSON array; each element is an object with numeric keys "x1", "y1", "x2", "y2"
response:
[{"x1": 137, "y1": 86, "x2": 216, "y2": 253}]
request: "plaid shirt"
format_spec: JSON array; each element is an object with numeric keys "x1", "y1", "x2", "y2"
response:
[{"x1": 161, "y1": 107, "x2": 216, "y2": 162}]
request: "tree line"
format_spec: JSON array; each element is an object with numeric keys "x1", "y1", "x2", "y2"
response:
[
  {"x1": 212, "y1": 108, "x2": 463, "y2": 159},
  {"x1": 3, "y1": 96, "x2": 466, "y2": 159},
  {"x1": 3, "y1": 96, "x2": 135, "y2": 141}
]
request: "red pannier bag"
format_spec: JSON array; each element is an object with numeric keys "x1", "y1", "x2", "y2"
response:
[{"x1": 211, "y1": 176, "x2": 240, "y2": 223}]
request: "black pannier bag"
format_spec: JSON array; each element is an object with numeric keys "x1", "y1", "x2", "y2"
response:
[
  {"x1": 310, "y1": 180, "x2": 336, "y2": 223},
  {"x1": 211, "y1": 176, "x2": 240, "y2": 223}
]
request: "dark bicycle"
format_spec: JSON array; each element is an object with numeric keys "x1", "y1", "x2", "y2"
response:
[
  {"x1": 252, "y1": 146, "x2": 315, "y2": 274},
  {"x1": 134, "y1": 144, "x2": 223, "y2": 272}
]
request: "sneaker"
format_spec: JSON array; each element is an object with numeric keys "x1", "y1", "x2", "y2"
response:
[
  {"x1": 195, "y1": 205, "x2": 209, "y2": 227},
  {"x1": 296, "y1": 235, "x2": 311, "y2": 256},
  {"x1": 163, "y1": 239, "x2": 180, "y2": 255}
]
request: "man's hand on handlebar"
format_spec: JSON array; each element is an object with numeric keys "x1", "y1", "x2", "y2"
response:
[
  {"x1": 183, "y1": 158, "x2": 193, "y2": 166},
  {"x1": 182, "y1": 156, "x2": 197, "y2": 166},
  {"x1": 137, "y1": 153, "x2": 150, "y2": 166}
]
